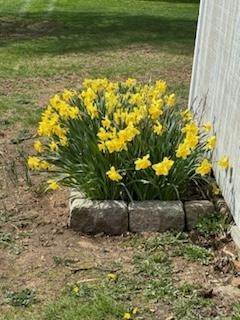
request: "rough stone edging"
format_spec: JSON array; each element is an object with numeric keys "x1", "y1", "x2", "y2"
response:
[{"x1": 69, "y1": 190, "x2": 216, "y2": 235}]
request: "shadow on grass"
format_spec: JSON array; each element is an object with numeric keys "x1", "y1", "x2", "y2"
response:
[{"x1": 0, "y1": 11, "x2": 198, "y2": 55}]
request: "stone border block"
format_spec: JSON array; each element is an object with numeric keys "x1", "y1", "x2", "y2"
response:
[
  {"x1": 184, "y1": 200, "x2": 215, "y2": 231},
  {"x1": 129, "y1": 201, "x2": 184, "y2": 233},
  {"x1": 69, "y1": 195, "x2": 128, "y2": 235},
  {"x1": 69, "y1": 190, "x2": 217, "y2": 235}
]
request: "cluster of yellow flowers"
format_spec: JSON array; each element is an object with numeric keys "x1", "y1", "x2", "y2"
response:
[{"x1": 28, "y1": 78, "x2": 230, "y2": 195}]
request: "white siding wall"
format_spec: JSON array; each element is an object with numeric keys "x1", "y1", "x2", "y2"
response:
[{"x1": 189, "y1": 0, "x2": 240, "y2": 225}]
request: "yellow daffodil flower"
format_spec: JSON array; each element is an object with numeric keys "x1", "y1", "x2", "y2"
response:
[
  {"x1": 123, "y1": 312, "x2": 131, "y2": 320},
  {"x1": 28, "y1": 156, "x2": 41, "y2": 170},
  {"x1": 106, "y1": 166, "x2": 123, "y2": 182},
  {"x1": 182, "y1": 122, "x2": 198, "y2": 135},
  {"x1": 185, "y1": 133, "x2": 199, "y2": 150},
  {"x1": 108, "y1": 273, "x2": 117, "y2": 281},
  {"x1": 196, "y1": 159, "x2": 212, "y2": 176},
  {"x1": 47, "y1": 179, "x2": 60, "y2": 190},
  {"x1": 49, "y1": 141, "x2": 58, "y2": 152},
  {"x1": 153, "y1": 121, "x2": 163, "y2": 135},
  {"x1": 152, "y1": 157, "x2": 174, "y2": 176},
  {"x1": 72, "y1": 287, "x2": 79, "y2": 294},
  {"x1": 132, "y1": 307, "x2": 139, "y2": 315},
  {"x1": 212, "y1": 183, "x2": 220, "y2": 195},
  {"x1": 218, "y1": 156, "x2": 230, "y2": 169},
  {"x1": 165, "y1": 93, "x2": 176, "y2": 107},
  {"x1": 181, "y1": 109, "x2": 193, "y2": 121},
  {"x1": 203, "y1": 121, "x2": 212, "y2": 132},
  {"x1": 135, "y1": 154, "x2": 151, "y2": 170},
  {"x1": 34, "y1": 140, "x2": 44, "y2": 153},
  {"x1": 205, "y1": 136, "x2": 216, "y2": 150},
  {"x1": 176, "y1": 143, "x2": 191, "y2": 159},
  {"x1": 101, "y1": 117, "x2": 111, "y2": 129},
  {"x1": 125, "y1": 78, "x2": 137, "y2": 87},
  {"x1": 39, "y1": 160, "x2": 50, "y2": 170},
  {"x1": 155, "y1": 80, "x2": 167, "y2": 95}
]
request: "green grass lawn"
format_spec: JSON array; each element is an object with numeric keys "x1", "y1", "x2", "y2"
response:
[{"x1": 0, "y1": 0, "x2": 199, "y2": 128}]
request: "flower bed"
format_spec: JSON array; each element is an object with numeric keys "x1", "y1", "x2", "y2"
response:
[{"x1": 28, "y1": 79, "x2": 230, "y2": 233}]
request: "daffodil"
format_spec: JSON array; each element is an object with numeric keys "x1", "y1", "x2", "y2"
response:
[
  {"x1": 106, "y1": 166, "x2": 123, "y2": 182},
  {"x1": 49, "y1": 141, "x2": 58, "y2": 152},
  {"x1": 34, "y1": 140, "x2": 44, "y2": 153},
  {"x1": 125, "y1": 78, "x2": 137, "y2": 87},
  {"x1": 97, "y1": 128, "x2": 111, "y2": 141},
  {"x1": 152, "y1": 157, "x2": 174, "y2": 176},
  {"x1": 135, "y1": 154, "x2": 151, "y2": 170},
  {"x1": 28, "y1": 156, "x2": 41, "y2": 170},
  {"x1": 165, "y1": 93, "x2": 176, "y2": 107},
  {"x1": 153, "y1": 121, "x2": 163, "y2": 135},
  {"x1": 155, "y1": 80, "x2": 167, "y2": 95},
  {"x1": 185, "y1": 133, "x2": 199, "y2": 150},
  {"x1": 205, "y1": 136, "x2": 216, "y2": 150},
  {"x1": 176, "y1": 143, "x2": 191, "y2": 159},
  {"x1": 132, "y1": 307, "x2": 138, "y2": 315},
  {"x1": 39, "y1": 160, "x2": 49, "y2": 170},
  {"x1": 196, "y1": 159, "x2": 212, "y2": 176},
  {"x1": 108, "y1": 273, "x2": 117, "y2": 281},
  {"x1": 182, "y1": 122, "x2": 198, "y2": 136},
  {"x1": 123, "y1": 312, "x2": 131, "y2": 320},
  {"x1": 72, "y1": 287, "x2": 79, "y2": 294},
  {"x1": 218, "y1": 156, "x2": 230, "y2": 169},
  {"x1": 203, "y1": 121, "x2": 212, "y2": 132},
  {"x1": 212, "y1": 183, "x2": 220, "y2": 195},
  {"x1": 47, "y1": 179, "x2": 60, "y2": 190},
  {"x1": 101, "y1": 117, "x2": 111, "y2": 129},
  {"x1": 148, "y1": 100, "x2": 163, "y2": 120},
  {"x1": 181, "y1": 109, "x2": 193, "y2": 121}
]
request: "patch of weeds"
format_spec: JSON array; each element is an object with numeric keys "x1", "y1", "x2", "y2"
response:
[
  {"x1": 178, "y1": 282, "x2": 201, "y2": 296},
  {"x1": 134, "y1": 252, "x2": 171, "y2": 276},
  {"x1": 143, "y1": 278, "x2": 176, "y2": 300},
  {"x1": 10, "y1": 129, "x2": 33, "y2": 145},
  {"x1": 44, "y1": 284, "x2": 125, "y2": 320},
  {"x1": 173, "y1": 294, "x2": 215, "y2": 320},
  {"x1": 144, "y1": 232, "x2": 188, "y2": 251},
  {"x1": 195, "y1": 212, "x2": 229, "y2": 238},
  {"x1": 133, "y1": 251, "x2": 175, "y2": 301},
  {"x1": 67, "y1": 283, "x2": 95, "y2": 300},
  {"x1": 0, "y1": 231, "x2": 13, "y2": 248},
  {"x1": 10, "y1": 243, "x2": 23, "y2": 255},
  {"x1": 233, "y1": 303, "x2": 240, "y2": 320},
  {"x1": 0, "y1": 231, "x2": 23, "y2": 255},
  {"x1": 0, "y1": 210, "x2": 14, "y2": 224},
  {"x1": 52, "y1": 256, "x2": 80, "y2": 267},
  {"x1": 0, "y1": 118, "x2": 11, "y2": 129},
  {"x1": 174, "y1": 243, "x2": 212, "y2": 265},
  {"x1": 5, "y1": 288, "x2": 38, "y2": 307},
  {"x1": 52, "y1": 255, "x2": 65, "y2": 266},
  {"x1": 32, "y1": 182, "x2": 48, "y2": 197}
]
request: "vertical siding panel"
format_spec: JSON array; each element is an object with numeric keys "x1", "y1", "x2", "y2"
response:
[{"x1": 190, "y1": 0, "x2": 240, "y2": 225}]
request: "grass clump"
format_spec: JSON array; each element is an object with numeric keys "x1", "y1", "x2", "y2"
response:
[
  {"x1": 174, "y1": 243, "x2": 212, "y2": 265},
  {"x1": 44, "y1": 284, "x2": 125, "y2": 320},
  {"x1": 195, "y1": 212, "x2": 229, "y2": 238},
  {"x1": 233, "y1": 303, "x2": 240, "y2": 320},
  {"x1": 0, "y1": 231, "x2": 13, "y2": 248},
  {"x1": 5, "y1": 288, "x2": 37, "y2": 307}
]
